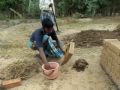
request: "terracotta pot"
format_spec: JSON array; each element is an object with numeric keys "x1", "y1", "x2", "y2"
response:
[{"x1": 42, "y1": 62, "x2": 60, "y2": 80}]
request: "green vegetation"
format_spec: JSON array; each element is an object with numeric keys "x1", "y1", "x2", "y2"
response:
[
  {"x1": 0, "y1": 0, "x2": 120, "y2": 19},
  {"x1": 56, "y1": 0, "x2": 120, "y2": 17}
]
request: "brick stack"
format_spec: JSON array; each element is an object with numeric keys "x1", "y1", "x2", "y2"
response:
[{"x1": 100, "y1": 39, "x2": 120, "y2": 88}]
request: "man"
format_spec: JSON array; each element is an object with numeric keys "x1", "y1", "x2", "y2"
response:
[
  {"x1": 39, "y1": 0, "x2": 55, "y2": 23},
  {"x1": 29, "y1": 18, "x2": 63, "y2": 67}
]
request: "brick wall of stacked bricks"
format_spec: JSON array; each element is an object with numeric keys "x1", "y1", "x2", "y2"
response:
[{"x1": 100, "y1": 39, "x2": 120, "y2": 89}]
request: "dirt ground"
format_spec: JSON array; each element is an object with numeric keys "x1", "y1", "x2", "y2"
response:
[
  {"x1": 9, "y1": 47, "x2": 118, "y2": 90},
  {"x1": 0, "y1": 17, "x2": 120, "y2": 90}
]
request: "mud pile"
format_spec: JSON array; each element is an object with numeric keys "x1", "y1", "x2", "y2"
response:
[
  {"x1": 63, "y1": 29, "x2": 120, "y2": 47},
  {"x1": 73, "y1": 59, "x2": 88, "y2": 72}
]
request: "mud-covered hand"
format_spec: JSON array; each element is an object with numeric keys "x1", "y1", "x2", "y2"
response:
[
  {"x1": 44, "y1": 63, "x2": 54, "y2": 76},
  {"x1": 44, "y1": 63, "x2": 51, "y2": 70}
]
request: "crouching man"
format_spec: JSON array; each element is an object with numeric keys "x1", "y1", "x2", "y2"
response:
[{"x1": 29, "y1": 18, "x2": 64, "y2": 67}]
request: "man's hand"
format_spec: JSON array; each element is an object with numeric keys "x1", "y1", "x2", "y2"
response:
[
  {"x1": 44, "y1": 63, "x2": 54, "y2": 76},
  {"x1": 44, "y1": 63, "x2": 51, "y2": 70},
  {"x1": 49, "y1": 3, "x2": 53, "y2": 7}
]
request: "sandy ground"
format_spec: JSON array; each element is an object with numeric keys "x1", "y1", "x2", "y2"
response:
[
  {"x1": 0, "y1": 17, "x2": 120, "y2": 90},
  {"x1": 9, "y1": 47, "x2": 118, "y2": 90}
]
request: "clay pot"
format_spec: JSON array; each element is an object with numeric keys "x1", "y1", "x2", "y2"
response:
[{"x1": 42, "y1": 62, "x2": 60, "y2": 80}]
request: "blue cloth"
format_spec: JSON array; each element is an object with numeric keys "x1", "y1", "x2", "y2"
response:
[{"x1": 43, "y1": 35, "x2": 64, "y2": 58}]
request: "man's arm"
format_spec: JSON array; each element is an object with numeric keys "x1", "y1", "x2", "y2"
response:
[
  {"x1": 39, "y1": 48, "x2": 51, "y2": 69},
  {"x1": 38, "y1": 48, "x2": 48, "y2": 64},
  {"x1": 52, "y1": 0, "x2": 55, "y2": 14},
  {"x1": 49, "y1": 0, "x2": 55, "y2": 14},
  {"x1": 35, "y1": 33, "x2": 48, "y2": 64},
  {"x1": 37, "y1": 42, "x2": 50, "y2": 68}
]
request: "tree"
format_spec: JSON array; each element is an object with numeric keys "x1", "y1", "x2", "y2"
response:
[{"x1": 0, "y1": 0, "x2": 120, "y2": 19}]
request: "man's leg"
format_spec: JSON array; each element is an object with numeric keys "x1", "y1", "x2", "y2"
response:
[{"x1": 47, "y1": 37, "x2": 64, "y2": 58}]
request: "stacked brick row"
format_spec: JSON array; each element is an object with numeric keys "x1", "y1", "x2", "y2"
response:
[{"x1": 100, "y1": 39, "x2": 120, "y2": 88}]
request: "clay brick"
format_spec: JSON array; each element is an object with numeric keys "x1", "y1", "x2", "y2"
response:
[
  {"x1": 63, "y1": 44, "x2": 69, "y2": 53},
  {"x1": 106, "y1": 50, "x2": 120, "y2": 75},
  {"x1": 2, "y1": 78, "x2": 22, "y2": 89},
  {"x1": 104, "y1": 58, "x2": 112, "y2": 74},
  {"x1": 104, "y1": 39, "x2": 120, "y2": 56},
  {"x1": 101, "y1": 49, "x2": 110, "y2": 65},
  {"x1": 100, "y1": 51, "x2": 108, "y2": 69},
  {"x1": 68, "y1": 42, "x2": 75, "y2": 54},
  {"x1": 104, "y1": 48, "x2": 120, "y2": 72},
  {"x1": 101, "y1": 45, "x2": 120, "y2": 87},
  {"x1": 61, "y1": 42, "x2": 75, "y2": 65},
  {"x1": 101, "y1": 48, "x2": 116, "y2": 75},
  {"x1": 105, "y1": 47, "x2": 120, "y2": 65},
  {"x1": 111, "y1": 64, "x2": 120, "y2": 86},
  {"x1": 112, "y1": 61, "x2": 120, "y2": 76}
]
